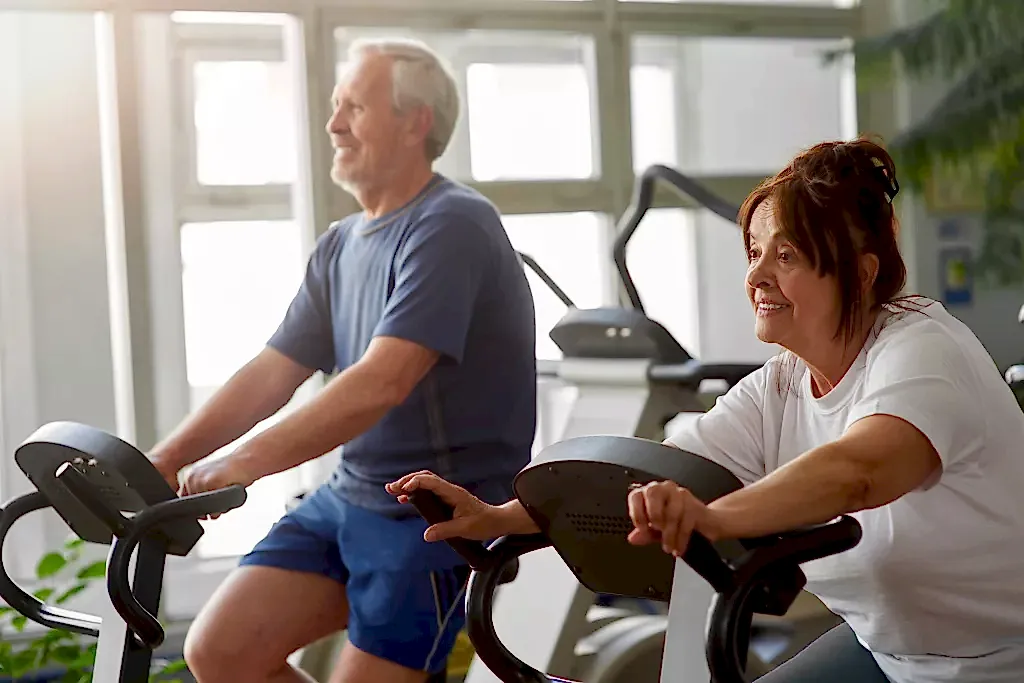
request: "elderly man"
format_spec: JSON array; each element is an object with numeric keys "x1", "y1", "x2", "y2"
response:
[{"x1": 150, "y1": 38, "x2": 537, "y2": 683}]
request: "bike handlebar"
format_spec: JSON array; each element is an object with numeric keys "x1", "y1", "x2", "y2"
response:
[
  {"x1": 407, "y1": 489, "x2": 861, "y2": 683},
  {"x1": 0, "y1": 469, "x2": 247, "y2": 649},
  {"x1": 0, "y1": 492, "x2": 102, "y2": 638}
]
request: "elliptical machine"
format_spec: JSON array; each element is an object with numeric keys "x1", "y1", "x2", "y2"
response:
[
  {"x1": 0, "y1": 421, "x2": 247, "y2": 682},
  {"x1": 407, "y1": 434, "x2": 863, "y2": 683}
]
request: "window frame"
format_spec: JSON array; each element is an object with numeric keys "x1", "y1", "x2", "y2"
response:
[{"x1": 173, "y1": 21, "x2": 294, "y2": 224}]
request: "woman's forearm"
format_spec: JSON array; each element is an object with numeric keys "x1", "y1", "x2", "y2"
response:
[
  {"x1": 498, "y1": 499, "x2": 541, "y2": 535},
  {"x1": 706, "y1": 441, "x2": 869, "y2": 540},
  {"x1": 706, "y1": 415, "x2": 941, "y2": 540}
]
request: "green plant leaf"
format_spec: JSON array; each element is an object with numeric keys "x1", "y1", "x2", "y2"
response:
[
  {"x1": 51, "y1": 644, "x2": 87, "y2": 664},
  {"x1": 832, "y1": 0, "x2": 1024, "y2": 79},
  {"x1": 159, "y1": 658, "x2": 188, "y2": 674},
  {"x1": 33, "y1": 587, "x2": 55, "y2": 602},
  {"x1": 76, "y1": 560, "x2": 107, "y2": 580},
  {"x1": 11, "y1": 614, "x2": 27, "y2": 632},
  {"x1": 0, "y1": 641, "x2": 13, "y2": 674},
  {"x1": 68, "y1": 645, "x2": 98, "y2": 669},
  {"x1": 56, "y1": 583, "x2": 90, "y2": 605},
  {"x1": 64, "y1": 537, "x2": 86, "y2": 550},
  {"x1": 11, "y1": 646, "x2": 38, "y2": 675},
  {"x1": 37, "y1": 551, "x2": 67, "y2": 578}
]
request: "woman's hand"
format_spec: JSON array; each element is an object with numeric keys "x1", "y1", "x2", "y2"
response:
[
  {"x1": 386, "y1": 470, "x2": 538, "y2": 542},
  {"x1": 627, "y1": 481, "x2": 722, "y2": 557}
]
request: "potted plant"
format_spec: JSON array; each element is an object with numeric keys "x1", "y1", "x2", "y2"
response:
[
  {"x1": 836, "y1": 1, "x2": 1024, "y2": 285},
  {"x1": 0, "y1": 535, "x2": 187, "y2": 682}
]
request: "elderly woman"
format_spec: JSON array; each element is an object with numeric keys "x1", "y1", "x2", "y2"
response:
[{"x1": 386, "y1": 138, "x2": 1024, "y2": 683}]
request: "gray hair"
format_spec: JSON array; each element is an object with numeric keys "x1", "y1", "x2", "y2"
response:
[{"x1": 348, "y1": 37, "x2": 460, "y2": 161}]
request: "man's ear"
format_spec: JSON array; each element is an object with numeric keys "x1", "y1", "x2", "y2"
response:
[{"x1": 405, "y1": 105, "x2": 434, "y2": 151}]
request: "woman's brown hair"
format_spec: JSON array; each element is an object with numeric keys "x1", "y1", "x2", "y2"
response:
[{"x1": 738, "y1": 136, "x2": 909, "y2": 346}]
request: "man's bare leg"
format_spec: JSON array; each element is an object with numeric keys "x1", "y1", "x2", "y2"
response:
[
  {"x1": 184, "y1": 566, "x2": 348, "y2": 683},
  {"x1": 327, "y1": 641, "x2": 432, "y2": 683}
]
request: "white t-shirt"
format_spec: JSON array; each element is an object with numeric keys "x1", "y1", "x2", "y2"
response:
[{"x1": 666, "y1": 300, "x2": 1024, "y2": 682}]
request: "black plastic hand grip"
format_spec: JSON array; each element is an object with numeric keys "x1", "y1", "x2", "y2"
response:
[
  {"x1": 681, "y1": 533, "x2": 736, "y2": 594},
  {"x1": 406, "y1": 490, "x2": 495, "y2": 570},
  {"x1": 734, "y1": 515, "x2": 863, "y2": 583},
  {"x1": 108, "y1": 486, "x2": 248, "y2": 648},
  {"x1": 0, "y1": 492, "x2": 102, "y2": 638}
]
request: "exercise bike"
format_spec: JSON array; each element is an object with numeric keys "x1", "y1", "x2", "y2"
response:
[
  {"x1": 407, "y1": 434, "x2": 863, "y2": 683},
  {"x1": 0, "y1": 421, "x2": 247, "y2": 682}
]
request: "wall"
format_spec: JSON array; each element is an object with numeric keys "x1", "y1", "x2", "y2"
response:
[{"x1": 0, "y1": 11, "x2": 121, "y2": 559}]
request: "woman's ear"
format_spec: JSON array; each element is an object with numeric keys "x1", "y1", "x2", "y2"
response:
[{"x1": 861, "y1": 252, "x2": 880, "y2": 297}]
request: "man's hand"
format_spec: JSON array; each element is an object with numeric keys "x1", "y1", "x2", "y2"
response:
[
  {"x1": 150, "y1": 454, "x2": 182, "y2": 492},
  {"x1": 179, "y1": 455, "x2": 258, "y2": 518}
]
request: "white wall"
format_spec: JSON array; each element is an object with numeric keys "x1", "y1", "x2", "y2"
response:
[{"x1": 0, "y1": 11, "x2": 120, "y2": 559}]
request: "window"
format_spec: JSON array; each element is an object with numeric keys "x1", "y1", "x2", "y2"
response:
[
  {"x1": 334, "y1": 28, "x2": 599, "y2": 182},
  {"x1": 179, "y1": 220, "x2": 311, "y2": 557},
  {"x1": 180, "y1": 221, "x2": 304, "y2": 394},
  {"x1": 171, "y1": 11, "x2": 290, "y2": 24},
  {"x1": 631, "y1": 35, "x2": 855, "y2": 176},
  {"x1": 623, "y1": 209, "x2": 700, "y2": 355},
  {"x1": 466, "y1": 63, "x2": 595, "y2": 181},
  {"x1": 694, "y1": 210, "x2": 778, "y2": 363},
  {"x1": 622, "y1": 0, "x2": 856, "y2": 5},
  {"x1": 629, "y1": 63, "x2": 678, "y2": 173},
  {"x1": 501, "y1": 213, "x2": 609, "y2": 361},
  {"x1": 192, "y1": 60, "x2": 298, "y2": 186}
]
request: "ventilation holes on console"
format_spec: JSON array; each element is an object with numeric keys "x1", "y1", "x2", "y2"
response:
[{"x1": 565, "y1": 513, "x2": 634, "y2": 536}]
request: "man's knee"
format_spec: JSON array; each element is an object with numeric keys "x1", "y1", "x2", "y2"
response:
[
  {"x1": 183, "y1": 565, "x2": 348, "y2": 682},
  {"x1": 183, "y1": 613, "x2": 235, "y2": 680}
]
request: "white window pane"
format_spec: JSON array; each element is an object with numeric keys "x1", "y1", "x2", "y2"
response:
[
  {"x1": 180, "y1": 221, "x2": 305, "y2": 388},
  {"x1": 172, "y1": 11, "x2": 289, "y2": 24},
  {"x1": 467, "y1": 62, "x2": 595, "y2": 181},
  {"x1": 179, "y1": 220, "x2": 309, "y2": 558},
  {"x1": 502, "y1": 213, "x2": 607, "y2": 361},
  {"x1": 622, "y1": 0, "x2": 855, "y2": 5},
  {"x1": 193, "y1": 60, "x2": 298, "y2": 185},
  {"x1": 630, "y1": 64, "x2": 678, "y2": 173},
  {"x1": 631, "y1": 36, "x2": 855, "y2": 175},
  {"x1": 623, "y1": 209, "x2": 699, "y2": 355},
  {"x1": 695, "y1": 210, "x2": 778, "y2": 363},
  {"x1": 333, "y1": 28, "x2": 598, "y2": 182}
]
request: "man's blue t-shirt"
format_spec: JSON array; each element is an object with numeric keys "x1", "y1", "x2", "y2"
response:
[{"x1": 267, "y1": 174, "x2": 537, "y2": 517}]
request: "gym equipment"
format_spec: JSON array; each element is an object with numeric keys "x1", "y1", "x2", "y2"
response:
[
  {"x1": 296, "y1": 164, "x2": 776, "y2": 682},
  {"x1": 408, "y1": 434, "x2": 863, "y2": 683},
  {"x1": 1004, "y1": 303, "x2": 1024, "y2": 389},
  {"x1": 465, "y1": 165, "x2": 769, "y2": 683},
  {"x1": 0, "y1": 421, "x2": 246, "y2": 682}
]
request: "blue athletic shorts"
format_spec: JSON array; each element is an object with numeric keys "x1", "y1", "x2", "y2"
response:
[{"x1": 238, "y1": 483, "x2": 470, "y2": 674}]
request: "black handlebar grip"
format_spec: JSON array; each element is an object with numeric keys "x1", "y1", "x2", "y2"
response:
[
  {"x1": 681, "y1": 533, "x2": 736, "y2": 594},
  {"x1": 406, "y1": 490, "x2": 494, "y2": 570}
]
